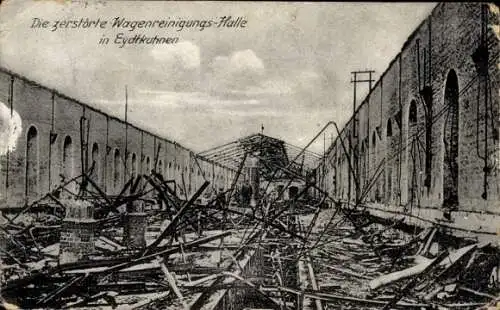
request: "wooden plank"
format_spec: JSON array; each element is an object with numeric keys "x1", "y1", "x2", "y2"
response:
[
  {"x1": 159, "y1": 257, "x2": 188, "y2": 309},
  {"x1": 116, "y1": 291, "x2": 170, "y2": 310},
  {"x1": 306, "y1": 258, "x2": 323, "y2": 310},
  {"x1": 369, "y1": 257, "x2": 434, "y2": 290}
]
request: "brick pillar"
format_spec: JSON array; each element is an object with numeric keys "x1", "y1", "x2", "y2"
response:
[
  {"x1": 124, "y1": 200, "x2": 147, "y2": 249},
  {"x1": 59, "y1": 199, "x2": 96, "y2": 264}
]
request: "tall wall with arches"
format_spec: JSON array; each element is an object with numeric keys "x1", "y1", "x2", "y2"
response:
[
  {"x1": 0, "y1": 68, "x2": 237, "y2": 208},
  {"x1": 316, "y1": 3, "x2": 499, "y2": 239}
]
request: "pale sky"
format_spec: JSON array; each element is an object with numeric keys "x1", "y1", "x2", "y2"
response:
[{"x1": 0, "y1": 0, "x2": 436, "y2": 154}]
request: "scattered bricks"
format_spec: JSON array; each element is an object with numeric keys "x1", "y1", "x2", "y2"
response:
[{"x1": 59, "y1": 199, "x2": 96, "y2": 264}]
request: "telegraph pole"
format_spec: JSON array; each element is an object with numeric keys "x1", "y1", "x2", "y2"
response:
[
  {"x1": 125, "y1": 85, "x2": 129, "y2": 181},
  {"x1": 323, "y1": 132, "x2": 326, "y2": 192},
  {"x1": 125, "y1": 85, "x2": 128, "y2": 144},
  {"x1": 350, "y1": 70, "x2": 375, "y2": 204}
]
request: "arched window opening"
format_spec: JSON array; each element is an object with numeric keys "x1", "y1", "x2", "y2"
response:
[
  {"x1": 49, "y1": 132, "x2": 58, "y2": 190},
  {"x1": 409, "y1": 100, "x2": 418, "y2": 124},
  {"x1": 146, "y1": 156, "x2": 151, "y2": 174},
  {"x1": 26, "y1": 126, "x2": 39, "y2": 199},
  {"x1": 361, "y1": 141, "x2": 366, "y2": 185},
  {"x1": 443, "y1": 69, "x2": 459, "y2": 208},
  {"x1": 91, "y1": 143, "x2": 99, "y2": 183},
  {"x1": 407, "y1": 100, "x2": 423, "y2": 205},
  {"x1": 387, "y1": 119, "x2": 393, "y2": 137},
  {"x1": 387, "y1": 167, "x2": 393, "y2": 201},
  {"x1": 131, "y1": 153, "x2": 137, "y2": 178},
  {"x1": 63, "y1": 136, "x2": 73, "y2": 181},
  {"x1": 124, "y1": 152, "x2": 130, "y2": 180},
  {"x1": 113, "y1": 149, "x2": 121, "y2": 189}
]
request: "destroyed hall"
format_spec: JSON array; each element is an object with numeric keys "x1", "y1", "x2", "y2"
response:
[{"x1": 0, "y1": 2, "x2": 499, "y2": 310}]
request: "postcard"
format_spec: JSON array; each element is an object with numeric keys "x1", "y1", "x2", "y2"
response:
[{"x1": 0, "y1": 1, "x2": 498, "y2": 309}]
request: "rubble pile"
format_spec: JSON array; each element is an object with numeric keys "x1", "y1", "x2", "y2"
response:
[
  {"x1": 298, "y1": 209, "x2": 500, "y2": 310},
  {"x1": 0, "y1": 172, "x2": 252, "y2": 309},
  {"x1": 0, "y1": 161, "x2": 319, "y2": 309},
  {"x1": 0, "y1": 134, "x2": 498, "y2": 310}
]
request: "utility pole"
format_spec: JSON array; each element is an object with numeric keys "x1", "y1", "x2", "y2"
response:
[
  {"x1": 350, "y1": 70, "x2": 375, "y2": 204},
  {"x1": 323, "y1": 132, "x2": 326, "y2": 192},
  {"x1": 124, "y1": 85, "x2": 129, "y2": 183}
]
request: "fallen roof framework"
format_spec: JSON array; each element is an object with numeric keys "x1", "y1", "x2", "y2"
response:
[{"x1": 0, "y1": 122, "x2": 498, "y2": 310}]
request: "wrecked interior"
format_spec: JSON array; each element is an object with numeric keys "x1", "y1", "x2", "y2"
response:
[
  {"x1": 0, "y1": 2, "x2": 499, "y2": 310},
  {"x1": 0, "y1": 129, "x2": 498, "y2": 309}
]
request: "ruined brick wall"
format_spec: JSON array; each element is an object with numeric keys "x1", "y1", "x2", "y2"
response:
[
  {"x1": 0, "y1": 69, "x2": 238, "y2": 208},
  {"x1": 318, "y1": 3, "x2": 500, "y2": 236}
]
